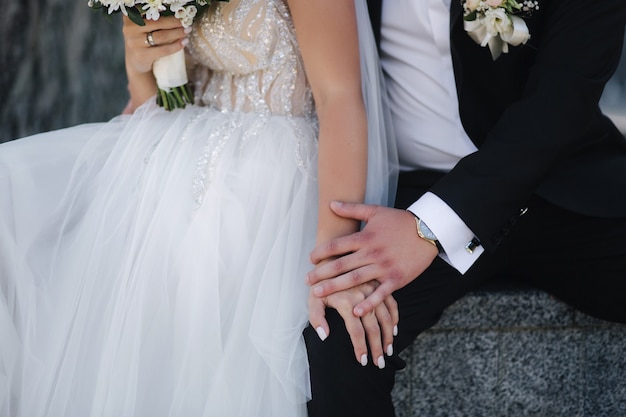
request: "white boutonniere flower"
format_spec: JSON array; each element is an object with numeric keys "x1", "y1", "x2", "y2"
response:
[{"x1": 463, "y1": 0, "x2": 539, "y2": 60}]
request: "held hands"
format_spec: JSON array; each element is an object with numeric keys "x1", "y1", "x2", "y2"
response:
[
  {"x1": 122, "y1": 16, "x2": 190, "y2": 75},
  {"x1": 308, "y1": 279, "x2": 399, "y2": 369},
  {"x1": 306, "y1": 202, "x2": 439, "y2": 365}
]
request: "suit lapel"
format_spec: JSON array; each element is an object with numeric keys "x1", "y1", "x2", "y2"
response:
[
  {"x1": 449, "y1": 0, "x2": 463, "y2": 29},
  {"x1": 366, "y1": 0, "x2": 382, "y2": 46},
  {"x1": 449, "y1": 0, "x2": 465, "y2": 98}
]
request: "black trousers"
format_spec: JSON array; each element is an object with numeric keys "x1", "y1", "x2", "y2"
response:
[{"x1": 305, "y1": 170, "x2": 626, "y2": 417}]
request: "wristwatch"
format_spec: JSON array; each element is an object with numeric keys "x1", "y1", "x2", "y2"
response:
[{"x1": 414, "y1": 216, "x2": 443, "y2": 252}]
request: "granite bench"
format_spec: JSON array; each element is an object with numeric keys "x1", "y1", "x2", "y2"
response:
[{"x1": 391, "y1": 284, "x2": 626, "y2": 417}]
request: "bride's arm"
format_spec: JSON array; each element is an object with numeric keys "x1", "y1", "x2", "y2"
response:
[
  {"x1": 121, "y1": 16, "x2": 190, "y2": 114},
  {"x1": 289, "y1": 0, "x2": 367, "y2": 246},
  {"x1": 289, "y1": 0, "x2": 397, "y2": 368}
]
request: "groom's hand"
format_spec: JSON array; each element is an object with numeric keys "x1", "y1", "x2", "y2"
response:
[{"x1": 307, "y1": 202, "x2": 438, "y2": 317}]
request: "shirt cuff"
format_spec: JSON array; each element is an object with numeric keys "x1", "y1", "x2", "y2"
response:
[{"x1": 407, "y1": 192, "x2": 483, "y2": 274}]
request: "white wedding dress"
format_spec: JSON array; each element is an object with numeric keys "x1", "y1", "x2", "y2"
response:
[{"x1": 0, "y1": 0, "x2": 395, "y2": 416}]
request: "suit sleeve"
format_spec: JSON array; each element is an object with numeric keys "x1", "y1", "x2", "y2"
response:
[{"x1": 431, "y1": 0, "x2": 626, "y2": 252}]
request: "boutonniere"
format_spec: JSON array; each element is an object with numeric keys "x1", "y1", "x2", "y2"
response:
[{"x1": 462, "y1": 0, "x2": 539, "y2": 60}]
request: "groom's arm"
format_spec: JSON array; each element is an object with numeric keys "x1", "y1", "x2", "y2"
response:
[
  {"x1": 433, "y1": 0, "x2": 626, "y2": 253},
  {"x1": 307, "y1": 0, "x2": 626, "y2": 317}
]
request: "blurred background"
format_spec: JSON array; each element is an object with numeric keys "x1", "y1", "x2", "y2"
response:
[
  {"x1": 0, "y1": 0, "x2": 127, "y2": 143},
  {"x1": 1, "y1": 1, "x2": 625, "y2": 142}
]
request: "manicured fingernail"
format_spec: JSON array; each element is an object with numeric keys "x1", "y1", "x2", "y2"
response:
[
  {"x1": 354, "y1": 307, "x2": 363, "y2": 316},
  {"x1": 377, "y1": 356, "x2": 386, "y2": 369},
  {"x1": 387, "y1": 344, "x2": 393, "y2": 356},
  {"x1": 393, "y1": 325, "x2": 398, "y2": 336},
  {"x1": 181, "y1": 38, "x2": 189, "y2": 47},
  {"x1": 184, "y1": 27, "x2": 192, "y2": 34},
  {"x1": 313, "y1": 286, "x2": 323, "y2": 296},
  {"x1": 360, "y1": 354, "x2": 368, "y2": 366},
  {"x1": 316, "y1": 327, "x2": 327, "y2": 341}
]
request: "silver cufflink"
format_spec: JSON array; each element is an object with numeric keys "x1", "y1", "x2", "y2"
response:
[{"x1": 465, "y1": 238, "x2": 480, "y2": 254}]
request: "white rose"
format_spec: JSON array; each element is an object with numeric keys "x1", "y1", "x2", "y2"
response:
[
  {"x1": 485, "y1": 0, "x2": 504, "y2": 7},
  {"x1": 465, "y1": 0, "x2": 481, "y2": 12},
  {"x1": 483, "y1": 7, "x2": 512, "y2": 36}
]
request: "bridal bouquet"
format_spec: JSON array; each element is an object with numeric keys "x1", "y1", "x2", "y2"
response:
[
  {"x1": 88, "y1": 0, "x2": 228, "y2": 110},
  {"x1": 462, "y1": 0, "x2": 539, "y2": 60}
]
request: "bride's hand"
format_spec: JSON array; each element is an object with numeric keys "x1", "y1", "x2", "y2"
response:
[
  {"x1": 308, "y1": 280, "x2": 399, "y2": 369},
  {"x1": 121, "y1": 15, "x2": 190, "y2": 113},
  {"x1": 122, "y1": 15, "x2": 190, "y2": 75}
]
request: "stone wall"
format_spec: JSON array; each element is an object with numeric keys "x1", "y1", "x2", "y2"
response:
[{"x1": 0, "y1": 0, "x2": 127, "y2": 142}]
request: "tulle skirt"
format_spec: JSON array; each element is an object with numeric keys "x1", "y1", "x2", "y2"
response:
[{"x1": 0, "y1": 102, "x2": 324, "y2": 416}]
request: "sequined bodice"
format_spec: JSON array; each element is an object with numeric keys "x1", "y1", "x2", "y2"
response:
[{"x1": 187, "y1": 0, "x2": 313, "y2": 118}]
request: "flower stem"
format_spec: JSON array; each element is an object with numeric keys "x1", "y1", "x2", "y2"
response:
[{"x1": 155, "y1": 84, "x2": 194, "y2": 111}]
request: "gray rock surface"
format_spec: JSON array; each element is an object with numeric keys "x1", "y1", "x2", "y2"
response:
[
  {"x1": 392, "y1": 289, "x2": 626, "y2": 417},
  {"x1": 0, "y1": 0, "x2": 127, "y2": 142}
]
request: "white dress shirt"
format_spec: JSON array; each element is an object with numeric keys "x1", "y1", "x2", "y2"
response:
[{"x1": 381, "y1": 0, "x2": 484, "y2": 273}]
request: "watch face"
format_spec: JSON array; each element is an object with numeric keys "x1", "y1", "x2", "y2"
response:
[{"x1": 419, "y1": 220, "x2": 437, "y2": 241}]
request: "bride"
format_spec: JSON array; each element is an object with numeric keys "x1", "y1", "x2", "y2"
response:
[{"x1": 0, "y1": 0, "x2": 396, "y2": 416}]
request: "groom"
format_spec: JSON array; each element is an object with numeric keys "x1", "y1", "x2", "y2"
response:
[{"x1": 304, "y1": 0, "x2": 626, "y2": 415}]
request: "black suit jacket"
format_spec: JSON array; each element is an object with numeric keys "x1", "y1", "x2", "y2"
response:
[{"x1": 368, "y1": 0, "x2": 626, "y2": 251}]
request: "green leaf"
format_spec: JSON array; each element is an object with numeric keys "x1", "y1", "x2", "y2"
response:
[
  {"x1": 127, "y1": 6, "x2": 146, "y2": 26},
  {"x1": 463, "y1": 10, "x2": 477, "y2": 21}
]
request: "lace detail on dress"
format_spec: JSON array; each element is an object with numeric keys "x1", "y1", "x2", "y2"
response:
[
  {"x1": 185, "y1": 0, "x2": 318, "y2": 207},
  {"x1": 192, "y1": 114, "x2": 244, "y2": 207},
  {"x1": 187, "y1": 0, "x2": 314, "y2": 119}
]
